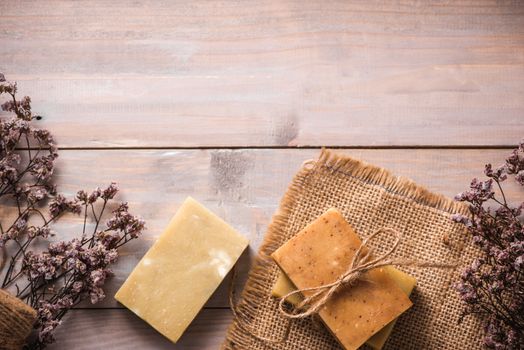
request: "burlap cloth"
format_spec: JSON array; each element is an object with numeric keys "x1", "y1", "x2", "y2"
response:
[
  {"x1": 223, "y1": 149, "x2": 482, "y2": 350},
  {"x1": 0, "y1": 289, "x2": 36, "y2": 350}
]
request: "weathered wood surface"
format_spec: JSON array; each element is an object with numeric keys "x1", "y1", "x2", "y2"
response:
[
  {"x1": 1, "y1": 0, "x2": 524, "y2": 147},
  {"x1": 20, "y1": 148, "x2": 517, "y2": 349},
  {"x1": 51, "y1": 309, "x2": 233, "y2": 350},
  {"x1": 1, "y1": 0, "x2": 523, "y2": 349}
]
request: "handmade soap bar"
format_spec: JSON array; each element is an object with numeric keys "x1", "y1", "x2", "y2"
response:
[
  {"x1": 115, "y1": 197, "x2": 249, "y2": 343},
  {"x1": 271, "y1": 208, "x2": 413, "y2": 350},
  {"x1": 367, "y1": 267, "x2": 416, "y2": 350},
  {"x1": 272, "y1": 272, "x2": 303, "y2": 305},
  {"x1": 271, "y1": 266, "x2": 416, "y2": 350}
]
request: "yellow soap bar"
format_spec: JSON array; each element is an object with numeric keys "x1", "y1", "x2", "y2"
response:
[
  {"x1": 272, "y1": 266, "x2": 416, "y2": 350},
  {"x1": 115, "y1": 197, "x2": 249, "y2": 343},
  {"x1": 272, "y1": 272, "x2": 303, "y2": 305},
  {"x1": 271, "y1": 208, "x2": 413, "y2": 350},
  {"x1": 367, "y1": 267, "x2": 416, "y2": 350}
]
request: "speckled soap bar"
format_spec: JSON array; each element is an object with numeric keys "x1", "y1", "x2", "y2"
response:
[
  {"x1": 272, "y1": 266, "x2": 417, "y2": 350},
  {"x1": 271, "y1": 208, "x2": 412, "y2": 350},
  {"x1": 115, "y1": 197, "x2": 248, "y2": 343}
]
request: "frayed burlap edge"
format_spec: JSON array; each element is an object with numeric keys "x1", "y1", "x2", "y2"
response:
[{"x1": 222, "y1": 149, "x2": 469, "y2": 349}]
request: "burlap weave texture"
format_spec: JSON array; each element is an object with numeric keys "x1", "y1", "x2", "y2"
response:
[
  {"x1": 0, "y1": 289, "x2": 36, "y2": 350},
  {"x1": 224, "y1": 149, "x2": 482, "y2": 350}
]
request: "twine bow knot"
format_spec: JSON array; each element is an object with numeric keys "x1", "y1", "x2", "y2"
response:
[
  {"x1": 229, "y1": 227, "x2": 457, "y2": 343},
  {"x1": 278, "y1": 228, "x2": 453, "y2": 319}
]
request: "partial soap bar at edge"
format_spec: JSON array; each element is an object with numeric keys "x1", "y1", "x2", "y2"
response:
[{"x1": 115, "y1": 197, "x2": 249, "y2": 343}]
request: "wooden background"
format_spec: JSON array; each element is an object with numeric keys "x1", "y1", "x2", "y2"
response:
[{"x1": 1, "y1": 0, "x2": 523, "y2": 349}]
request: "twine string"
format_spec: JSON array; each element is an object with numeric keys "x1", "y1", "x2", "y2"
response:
[
  {"x1": 301, "y1": 159, "x2": 316, "y2": 170},
  {"x1": 229, "y1": 227, "x2": 457, "y2": 344},
  {"x1": 0, "y1": 289, "x2": 37, "y2": 350},
  {"x1": 228, "y1": 265, "x2": 292, "y2": 344},
  {"x1": 277, "y1": 228, "x2": 456, "y2": 319}
]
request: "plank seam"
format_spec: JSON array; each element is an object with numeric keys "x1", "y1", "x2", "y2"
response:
[{"x1": 14, "y1": 145, "x2": 518, "y2": 151}]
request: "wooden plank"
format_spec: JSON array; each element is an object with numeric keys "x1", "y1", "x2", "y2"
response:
[
  {"x1": 25, "y1": 147, "x2": 524, "y2": 350},
  {"x1": 47, "y1": 308, "x2": 232, "y2": 350},
  {"x1": 2, "y1": 148, "x2": 522, "y2": 309},
  {"x1": 1, "y1": 0, "x2": 523, "y2": 147}
]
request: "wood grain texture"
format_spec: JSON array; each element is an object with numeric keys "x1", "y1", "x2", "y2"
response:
[
  {"x1": 1, "y1": 1, "x2": 523, "y2": 348},
  {"x1": 47, "y1": 309, "x2": 232, "y2": 350},
  {"x1": 1, "y1": 0, "x2": 523, "y2": 147}
]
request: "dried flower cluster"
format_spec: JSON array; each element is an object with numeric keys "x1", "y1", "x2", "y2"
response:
[
  {"x1": 453, "y1": 141, "x2": 524, "y2": 349},
  {"x1": 0, "y1": 74, "x2": 145, "y2": 349}
]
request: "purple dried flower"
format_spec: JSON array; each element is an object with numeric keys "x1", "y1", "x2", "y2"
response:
[
  {"x1": 452, "y1": 213, "x2": 472, "y2": 227},
  {"x1": 48, "y1": 194, "x2": 82, "y2": 217},
  {"x1": 106, "y1": 202, "x2": 146, "y2": 239},
  {"x1": 505, "y1": 141, "x2": 524, "y2": 181},
  {"x1": 454, "y1": 141, "x2": 524, "y2": 349},
  {"x1": 0, "y1": 75, "x2": 146, "y2": 349},
  {"x1": 88, "y1": 187, "x2": 102, "y2": 204},
  {"x1": 37, "y1": 319, "x2": 60, "y2": 344},
  {"x1": 516, "y1": 171, "x2": 524, "y2": 186},
  {"x1": 89, "y1": 268, "x2": 108, "y2": 287},
  {"x1": 27, "y1": 226, "x2": 52, "y2": 239},
  {"x1": 88, "y1": 286, "x2": 105, "y2": 304},
  {"x1": 30, "y1": 155, "x2": 57, "y2": 181},
  {"x1": 515, "y1": 256, "x2": 524, "y2": 272},
  {"x1": 485, "y1": 164, "x2": 507, "y2": 182},
  {"x1": 101, "y1": 182, "x2": 118, "y2": 200},
  {"x1": 25, "y1": 186, "x2": 49, "y2": 203},
  {"x1": 76, "y1": 189, "x2": 88, "y2": 203},
  {"x1": 7, "y1": 214, "x2": 29, "y2": 240},
  {"x1": 71, "y1": 281, "x2": 83, "y2": 293}
]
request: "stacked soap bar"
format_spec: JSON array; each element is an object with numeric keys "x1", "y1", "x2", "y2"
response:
[
  {"x1": 271, "y1": 208, "x2": 414, "y2": 350},
  {"x1": 115, "y1": 197, "x2": 249, "y2": 343},
  {"x1": 272, "y1": 266, "x2": 416, "y2": 349}
]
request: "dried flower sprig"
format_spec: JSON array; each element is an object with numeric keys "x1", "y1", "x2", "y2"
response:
[
  {"x1": 20, "y1": 186, "x2": 144, "y2": 349},
  {"x1": 453, "y1": 141, "x2": 524, "y2": 349},
  {"x1": 0, "y1": 75, "x2": 145, "y2": 349}
]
